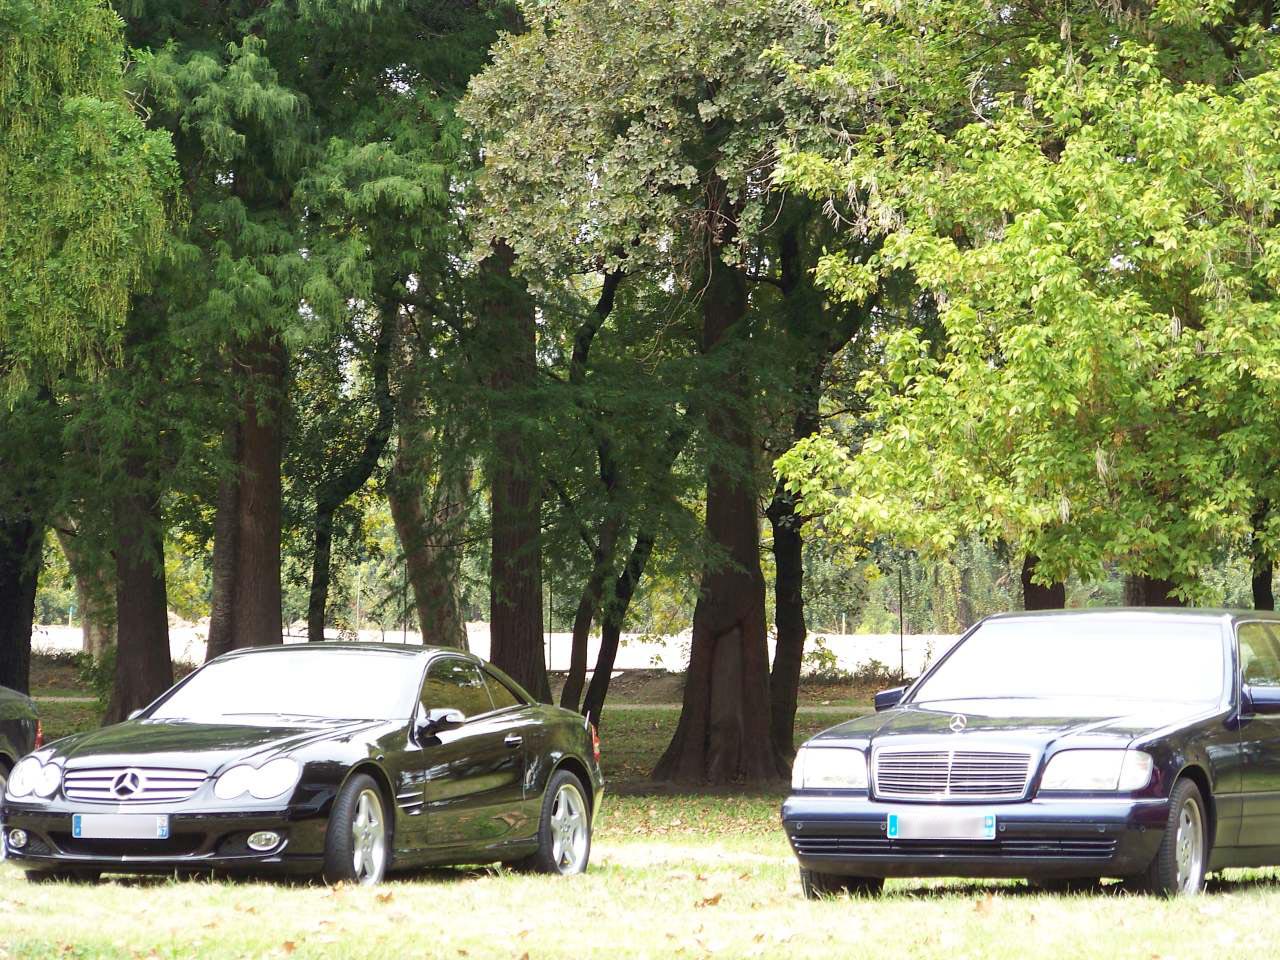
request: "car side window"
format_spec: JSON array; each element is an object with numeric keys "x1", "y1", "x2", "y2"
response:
[
  {"x1": 1238, "y1": 623, "x2": 1280, "y2": 688},
  {"x1": 420, "y1": 658, "x2": 494, "y2": 718},
  {"x1": 482, "y1": 669, "x2": 523, "y2": 711}
]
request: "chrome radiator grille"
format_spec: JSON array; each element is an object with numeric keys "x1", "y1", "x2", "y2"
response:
[
  {"x1": 873, "y1": 748, "x2": 1033, "y2": 801},
  {"x1": 63, "y1": 767, "x2": 207, "y2": 803}
]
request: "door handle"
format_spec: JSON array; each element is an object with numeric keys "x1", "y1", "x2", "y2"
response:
[{"x1": 504, "y1": 734, "x2": 523, "y2": 748}]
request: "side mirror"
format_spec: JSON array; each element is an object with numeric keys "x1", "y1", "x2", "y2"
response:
[
  {"x1": 1244, "y1": 685, "x2": 1280, "y2": 716},
  {"x1": 417, "y1": 707, "x2": 465, "y2": 737},
  {"x1": 875, "y1": 685, "x2": 908, "y2": 712}
]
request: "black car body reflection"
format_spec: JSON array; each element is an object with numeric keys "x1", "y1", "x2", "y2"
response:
[
  {"x1": 0, "y1": 683, "x2": 38, "y2": 792},
  {"x1": 2, "y1": 644, "x2": 602, "y2": 884},
  {"x1": 782, "y1": 609, "x2": 1280, "y2": 897}
]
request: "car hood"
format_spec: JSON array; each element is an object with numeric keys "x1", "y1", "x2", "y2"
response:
[
  {"x1": 811, "y1": 698, "x2": 1214, "y2": 751},
  {"x1": 49, "y1": 718, "x2": 382, "y2": 774}
]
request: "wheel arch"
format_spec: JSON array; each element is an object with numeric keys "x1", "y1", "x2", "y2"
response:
[
  {"x1": 551, "y1": 756, "x2": 595, "y2": 816},
  {"x1": 341, "y1": 762, "x2": 397, "y2": 841}
]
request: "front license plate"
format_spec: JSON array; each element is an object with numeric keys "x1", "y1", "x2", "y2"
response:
[
  {"x1": 72, "y1": 814, "x2": 170, "y2": 840},
  {"x1": 887, "y1": 811, "x2": 995, "y2": 841}
]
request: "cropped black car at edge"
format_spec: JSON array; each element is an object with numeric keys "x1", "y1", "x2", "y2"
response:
[
  {"x1": 2, "y1": 643, "x2": 603, "y2": 884},
  {"x1": 782, "y1": 608, "x2": 1280, "y2": 898}
]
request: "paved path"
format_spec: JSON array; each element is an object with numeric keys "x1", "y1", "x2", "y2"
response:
[{"x1": 32, "y1": 623, "x2": 959, "y2": 676}]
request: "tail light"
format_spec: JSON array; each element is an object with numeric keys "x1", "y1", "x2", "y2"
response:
[
  {"x1": 590, "y1": 723, "x2": 600, "y2": 764},
  {"x1": 34, "y1": 719, "x2": 44, "y2": 749}
]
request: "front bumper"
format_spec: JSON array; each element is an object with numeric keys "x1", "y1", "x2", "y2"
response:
[
  {"x1": 1, "y1": 803, "x2": 328, "y2": 876},
  {"x1": 781, "y1": 793, "x2": 1168, "y2": 879}
]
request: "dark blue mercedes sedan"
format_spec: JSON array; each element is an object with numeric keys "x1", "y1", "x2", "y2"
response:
[{"x1": 782, "y1": 608, "x2": 1280, "y2": 897}]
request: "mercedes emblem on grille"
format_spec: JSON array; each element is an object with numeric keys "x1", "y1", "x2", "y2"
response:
[
  {"x1": 111, "y1": 768, "x2": 145, "y2": 798},
  {"x1": 949, "y1": 714, "x2": 967, "y2": 733}
]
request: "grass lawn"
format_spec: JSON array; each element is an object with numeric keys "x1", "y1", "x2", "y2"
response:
[
  {"x1": 4, "y1": 800, "x2": 1280, "y2": 959},
  {"x1": 8, "y1": 668, "x2": 1280, "y2": 957}
]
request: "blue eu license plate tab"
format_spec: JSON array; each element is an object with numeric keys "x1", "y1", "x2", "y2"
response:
[
  {"x1": 887, "y1": 811, "x2": 996, "y2": 841},
  {"x1": 71, "y1": 814, "x2": 170, "y2": 840}
]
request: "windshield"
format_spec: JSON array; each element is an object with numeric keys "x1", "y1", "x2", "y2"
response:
[
  {"x1": 148, "y1": 650, "x2": 419, "y2": 723},
  {"x1": 909, "y1": 616, "x2": 1227, "y2": 706}
]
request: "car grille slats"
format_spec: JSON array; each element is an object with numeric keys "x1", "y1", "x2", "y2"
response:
[
  {"x1": 874, "y1": 749, "x2": 1033, "y2": 801},
  {"x1": 63, "y1": 767, "x2": 207, "y2": 803},
  {"x1": 792, "y1": 835, "x2": 1116, "y2": 860}
]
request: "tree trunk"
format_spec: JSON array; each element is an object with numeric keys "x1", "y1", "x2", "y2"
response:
[
  {"x1": 1123, "y1": 574, "x2": 1185, "y2": 607},
  {"x1": 560, "y1": 545, "x2": 612, "y2": 712},
  {"x1": 204, "y1": 433, "x2": 240, "y2": 660},
  {"x1": 0, "y1": 516, "x2": 41, "y2": 694},
  {"x1": 1021, "y1": 553, "x2": 1066, "y2": 610},
  {"x1": 767, "y1": 484, "x2": 806, "y2": 765},
  {"x1": 582, "y1": 529, "x2": 655, "y2": 728},
  {"x1": 559, "y1": 270, "x2": 625, "y2": 712},
  {"x1": 206, "y1": 334, "x2": 287, "y2": 658},
  {"x1": 55, "y1": 526, "x2": 116, "y2": 659},
  {"x1": 481, "y1": 242, "x2": 549, "y2": 701},
  {"x1": 387, "y1": 431, "x2": 470, "y2": 649},
  {"x1": 765, "y1": 208, "x2": 875, "y2": 766},
  {"x1": 1253, "y1": 503, "x2": 1274, "y2": 610},
  {"x1": 308, "y1": 307, "x2": 396, "y2": 642},
  {"x1": 653, "y1": 221, "x2": 778, "y2": 783},
  {"x1": 104, "y1": 451, "x2": 172, "y2": 724}
]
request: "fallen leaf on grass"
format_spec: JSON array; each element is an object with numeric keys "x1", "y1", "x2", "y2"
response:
[
  {"x1": 376, "y1": 891, "x2": 394, "y2": 904},
  {"x1": 282, "y1": 942, "x2": 297, "y2": 955},
  {"x1": 974, "y1": 893, "x2": 995, "y2": 914},
  {"x1": 695, "y1": 893, "x2": 723, "y2": 908}
]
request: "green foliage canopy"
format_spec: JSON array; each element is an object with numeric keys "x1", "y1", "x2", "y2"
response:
[
  {"x1": 777, "y1": 5, "x2": 1280, "y2": 596},
  {"x1": 0, "y1": 0, "x2": 175, "y2": 394}
]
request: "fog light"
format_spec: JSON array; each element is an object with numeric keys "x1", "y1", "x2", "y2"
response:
[
  {"x1": 246, "y1": 830, "x2": 280, "y2": 852},
  {"x1": 8, "y1": 829, "x2": 28, "y2": 850}
]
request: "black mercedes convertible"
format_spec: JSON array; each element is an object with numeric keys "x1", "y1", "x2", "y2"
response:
[
  {"x1": 2, "y1": 644, "x2": 603, "y2": 884},
  {"x1": 783, "y1": 608, "x2": 1280, "y2": 897}
]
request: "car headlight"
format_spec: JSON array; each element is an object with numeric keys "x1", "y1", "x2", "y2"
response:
[
  {"x1": 791, "y1": 746, "x2": 868, "y2": 790},
  {"x1": 1039, "y1": 749, "x2": 1153, "y2": 792},
  {"x1": 34, "y1": 761, "x2": 62, "y2": 798},
  {"x1": 7, "y1": 757, "x2": 61, "y2": 800},
  {"x1": 214, "y1": 758, "x2": 301, "y2": 801},
  {"x1": 7, "y1": 756, "x2": 42, "y2": 798}
]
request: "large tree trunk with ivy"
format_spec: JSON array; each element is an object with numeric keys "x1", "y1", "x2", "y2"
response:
[
  {"x1": 1021, "y1": 554, "x2": 1066, "y2": 610},
  {"x1": 654, "y1": 239, "x2": 779, "y2": 784},
  {"x1": 307, "y1": 308, "x2": 396, "y2": 643},
  {"x1": 104, "y1": 450, "x2": 173, "y2": 724},
  {"x1": 0, "y1": 516, "x2": 41, "y2": 695},
  {"x1": 206, "y1": 335, "x2": 287, "y2": 659},
  {"x1": 481, "y1": 243, "x2": 549, "y2": 701},
  {"x1": 55, "y1": 525, "x2": 116, "y2": 659}
]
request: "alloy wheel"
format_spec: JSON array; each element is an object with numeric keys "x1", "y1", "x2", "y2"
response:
[
  {"x1": 350, "y1": 788, "x2": 386, "y2": 885},
  {"x1": 1174, "y1": 795, "x2": 1204, "y2": 895},
  {"x1": 549, "y1": 781, "x2": 588, "y2": 874}
]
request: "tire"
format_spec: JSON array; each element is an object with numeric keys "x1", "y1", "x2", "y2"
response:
[
  {"x1": 1130, "y1": 778, "x2": 1208, "y2": 896},
  {"x1": 24, "y1": 870, "x2": 101, "y2": 884},
  {"x1": 322, "y1": 773, "x2": 388, "y2": 886},
  {"x1": 516, "y1": 769, "x2": 591, "y2": 875},
  {"x1": 0, "y1": 761, "x2": 9, "y2": 863},
  {"x1": 800, "y1": 868, "x2": 884, "y2": 899}
]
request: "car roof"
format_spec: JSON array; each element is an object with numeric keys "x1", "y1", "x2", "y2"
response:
[
  {"x1": 983, "y1": 607, "x2": 1280, "y2": 625},
  {"x1": 213, "y1": 642, "x2": 471, "y2": 661}
]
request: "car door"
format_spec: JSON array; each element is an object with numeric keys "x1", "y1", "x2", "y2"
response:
[
  {"x1": 1236, "y1": 621, "x2": 1280, "y2": 849},
  {"x1": 417, "y1": 656, "x2": 528, "y2": 854}
]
